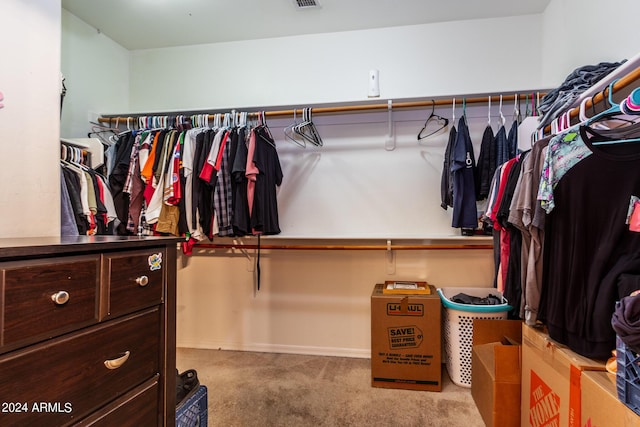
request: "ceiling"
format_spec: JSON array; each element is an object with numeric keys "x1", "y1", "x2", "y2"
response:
[{"x1": 62, "y1": 0, "x2": 551, "y2": 50}]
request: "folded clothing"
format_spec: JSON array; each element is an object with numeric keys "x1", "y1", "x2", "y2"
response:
[
  {"x1": 176, "y1": 369, "x2": 200, "y2": 408},
  {"x1": 611, "y1": 293, "x2": 640, "y2": 354},
  {"x1": 451, "y1": 292, "x2": 503, "y2": 305},
  {"x1": 537, "y1": 60, "x2": 626, "y2": 130}
]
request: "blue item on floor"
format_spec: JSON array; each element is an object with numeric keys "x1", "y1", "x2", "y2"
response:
[
  {"x1": 616, "y1": 336, "x2": 640, "y2": 416},
  {"x1": 176, "y1": 385, "x2": 208, "y2": 427}
]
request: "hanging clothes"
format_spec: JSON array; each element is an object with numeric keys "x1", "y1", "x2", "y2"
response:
[
  {"x1": 213, "y1": 130, "x2": 234, "y2": 237},
  {"x1": 476, "y1": 125, "x2": 496, "y2": 200},
  {"x1": 507, "y1": 119, "x2": 518, "y2": 160},
  {"x1": 60, "y1": 168, "x2": 79, "y2": 236},
  {"x1": 125, "y1": 132, "x2": 145, "y2": 234},
  {"x1": 249, "y1": 126, "x2": 283, "y2": 235},
  {"x1": 538, "y1": 126, "x2": 640, "y2": 359},
  {"x1": 61, "y1": 143, "x2": 115, "y2": 236},
  {"x1": 506, "y1": 137, "x2": 550, "y2": 325},
  {"x1": 537, "y1": 129, "x2": 592, "y2": 214},
  {"x1": 109, "y1": 131, "x2": 136, "y2": 235},
  {"x1": 495, "y1": 125, "x2": 509, "y2": 167},
  {"x1": 451, "y1": 115, "x2": 478, "y2": 231},
  {"x1": 496, "y1": 151, "x2": 528, "y2": 318},
  {"x1": 232, "y1": 127, "x2": 251, "y2": 236},
  {"x1": 440, "y1": 125, "x2": 457, "y2": 210},
  {"x1": 93, "y1": 113, "x2": 286, "y2": 250}
]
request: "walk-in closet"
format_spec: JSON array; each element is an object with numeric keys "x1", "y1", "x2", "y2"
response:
[{"x1": 2, "y1": 0, "x2": 640, "y2": 426}]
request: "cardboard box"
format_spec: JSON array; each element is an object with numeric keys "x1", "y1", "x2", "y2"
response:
[
  {"x1": 521, "y1": 325, "x2": 606, "y2": 427},
  {"x1": 371, "y1": 283, "x2": 441, "y2": 391},
  {"x1": 581, "y1": 371, "x2": 639, "y2": 427},
  {"x1": 471, "y1": 319, "x2": 523, "y2": 427}
]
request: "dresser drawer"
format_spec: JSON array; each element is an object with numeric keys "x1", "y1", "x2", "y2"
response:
[
  {"x1": 1, "y1": 256, "x2": 100, "y2": 348},
  {"x1": 103, "y1": 249, "x2": 165, "y2": 318},
  {"x1": 74, "y1": 378, "x2": 159, "y2": 427},
  {"x1": 0, "y1": 308, "x2": 160, "y2": 427}
]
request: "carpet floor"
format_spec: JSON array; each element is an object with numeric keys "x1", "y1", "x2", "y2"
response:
[{"x1": 176, "y1": 348, "x2": 484, "y2": 427}]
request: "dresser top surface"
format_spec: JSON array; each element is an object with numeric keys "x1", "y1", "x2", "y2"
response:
[{"x1": 0, "y1": 236, "x2": 181, "y2": 259}]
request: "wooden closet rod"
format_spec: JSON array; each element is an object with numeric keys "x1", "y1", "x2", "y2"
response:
[
  {"x1": 543, "y1": 65, "x2": 640, "y2": 134},
  {"x1": 196, "y1": 242, "x2": 493, "y2": 251},
  {"x1": 98, "y1": 92, "x2": 540, "y2": 124}
]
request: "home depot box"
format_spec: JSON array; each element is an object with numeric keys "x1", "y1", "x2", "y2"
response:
[
  {"x1": 471, "y1": 319, "x2": 523, "y2": 427},
  {"x1": 581, "y1": 371, "x2": 639, "y2": 427},
  {"x1": 371, "y1": 283, "x2": 441, "y2": 391},
  {"x1": 521, "y1": 325, "x2": 606, "y2": 427}
]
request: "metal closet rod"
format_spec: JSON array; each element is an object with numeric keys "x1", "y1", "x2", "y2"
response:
[
  {"x1": 98, "y1": 92, "x2": 541, "y2": 124},
  {"x1": 196, "y1": 243, "x2": 493, "y2": 251}
]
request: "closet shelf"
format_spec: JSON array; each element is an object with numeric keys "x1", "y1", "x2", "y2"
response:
[{"x1": 98, "y1": 92, "x2": 546, "y2": 124}]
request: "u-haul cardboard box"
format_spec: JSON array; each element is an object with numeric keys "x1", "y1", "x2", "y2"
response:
[
  {"x1": 371, "y1": 283, "x2": 441, "y2": 391},
  {"x1": 521, "y1": 325, "x2": 606, "y2": 427}
]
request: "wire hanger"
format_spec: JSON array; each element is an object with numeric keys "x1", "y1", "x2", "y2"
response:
[
  {"x1": 294, "y1": 108, "x2": 323, "y2": 147},
  {"x1": 284, "y1": 109, "x2": 306, "y2": 148},
  {"x1": 256, "y1": 111, "x2": 277, "y2": 149},
  {"x1": 417, "y1": 100, "x2": 449, "y2": 140}
]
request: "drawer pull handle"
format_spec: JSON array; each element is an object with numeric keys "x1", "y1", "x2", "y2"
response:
[
  {"x1": 104, "y1": 351, "x2": 130, "y2": 370},
  {"x1": 136, "y1": 275, "x2": 149, "y2": 287},
  {"x1": 51, "y1": 291, "x2": 70, "y2": 305}
]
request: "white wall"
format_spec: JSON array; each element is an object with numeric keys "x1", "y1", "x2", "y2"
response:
[
  {"x1": 128, "y1": 15, "x2": 543, "y2": 113},
  {"x1": 541, "y1": 0, "x2": 640, "y2": 86},
  {"x1": 123, "y1": 14, "x2": 542, "y2": 357},
  {"x1": 59, "y1": 4, "x2": 640, "y2": 357},
  {"x1": 61, "y1": 9, "x2": 130, "y2": 138},
  {"x1": 177, "y1": 246, "x2": 494, "y2": 357},
  {"x1": 0, "y1": 1, "x2": 61, "y2": 238}
]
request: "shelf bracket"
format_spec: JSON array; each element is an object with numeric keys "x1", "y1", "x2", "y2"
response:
[
  {"x1": 385, "y1": 100, "x2": 396, "y2": 151},
  {"x1": 232, "y1": 239, "x2": 255, "y2": 272},
  {"x1": 385, "y1": 239, "x2": 396, "y2": 274}
]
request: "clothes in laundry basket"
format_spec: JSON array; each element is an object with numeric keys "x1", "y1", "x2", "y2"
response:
[{"x1": 451, "y1": 293, "x2": 503, "y2": 306}]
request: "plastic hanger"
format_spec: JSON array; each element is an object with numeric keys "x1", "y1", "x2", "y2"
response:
[
  {"x1": 498, "y1": 95, "x2": 505, "y2": 127},
  {"x1": 586, "y1": 80, "x2": 640, "y2": 145},
  {"x1": 585, "y1": 80, "x2": 621, "y2": 125},
  {"x1": 579, "y1": 97, "x2": 590, "y2": 122},
  {"x1": 417, "y1": 100, "x2": 449, "y2": 140},
  {"x1": 628, "y1": 88, "x2": 640, "y2": 110},
  {"x1": 452, "y1": 98, "x2": 456, "y2": 124},
  {"x1": 487, "y1": 96, "x2": 492, "y2": 126}
]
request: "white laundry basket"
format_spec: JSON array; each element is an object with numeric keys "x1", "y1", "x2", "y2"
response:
[{"x1": 437, "y1": 287, "x2": 512, "y2": 388}]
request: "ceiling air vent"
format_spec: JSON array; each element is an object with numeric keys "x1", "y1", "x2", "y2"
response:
[{"x1": 293, "y1": 0, "x2": 321, "y2": 9}]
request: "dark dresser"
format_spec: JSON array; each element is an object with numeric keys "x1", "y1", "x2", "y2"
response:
[{"x1": 0, "y1": 236, "x2": 179, "y2": 426}]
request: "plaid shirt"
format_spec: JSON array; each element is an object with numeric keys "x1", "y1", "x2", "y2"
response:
[{"x1": 214, "y1": 130, "x2": 234, "y2": 236}]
